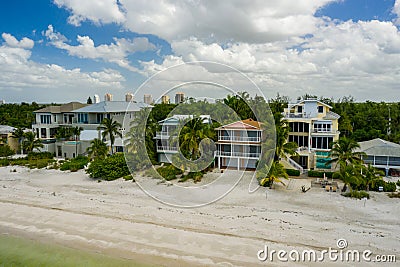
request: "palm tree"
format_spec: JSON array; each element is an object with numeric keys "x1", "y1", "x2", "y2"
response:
[
  {"x1": 12, "y1": 127, "x2": 25, "y2": 154},
  {"x1": 86, "y1": 138, "x2": 108, "y2": 160},
  {"x1": 72, "y1": 126, "x2": 83, "y2": 158},
  {"x1": 257, "y1": 113, "x2": 297, "y2": 188},
  {"x1": 327, "y1": 137, "x2": 365, "y2": 171},
  {"x1": 327, "y1": 137, "x2": 365, "y2": 190},
  {"x1": 257, "y1": 162, "x2": 287, "y2": 189},
  {"x1": 362, "y1": 164, "x2": 384, "y2": 191},
  {"x1": 23, "y1": 132, "x2": 43, "y2": 152},
  {"x1": 172, "y1": 117, "x2": 216, "y2": 160},
  {"x1": 97, "y1": 118, "x2": 122, "y2": 155}
]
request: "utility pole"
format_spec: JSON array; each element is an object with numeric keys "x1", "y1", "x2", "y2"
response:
[{"x1": 387, "y1": 106, "x2": 391, "y2": 137}]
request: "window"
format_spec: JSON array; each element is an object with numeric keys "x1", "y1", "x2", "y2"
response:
[
  {"x1": 297, "y1": 106, "x2": 302, "y2": 113},
  {"x1": 289, "y1": 122, "x2": 309, "y2": 133},
  {"x1": 96, "y1": 113, "x2": 104, "y2": 123},
  {"x1": 78, "y1": 113, "x2": 88, "y2": 123},
  {"x1": 40, "y1": 115, "x2": 51, "y2": 124},
  {"x1": 318, "y1": 106, "x2": 324, "y2": 113},
  {"x1": 314, "y1": 122, "x2": 332, "y2": 132},
  {"x1": 311, "y1": 137, "x2": 333, "y2": 149},
  {"x1": 41, "y1": 128, "x2": 47, "y2": 138},
  {"x1": 289, "y1": 135, "x2": 308, "y2": 147}
]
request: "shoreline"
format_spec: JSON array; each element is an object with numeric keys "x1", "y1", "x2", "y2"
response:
[{"x1": 0, "y1": 166, "x2": 399, "y2": 266}]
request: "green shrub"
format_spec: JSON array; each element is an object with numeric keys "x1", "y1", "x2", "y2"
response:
[
  {"x1": 285, "y1": 169, "x2": 300, "y2": 176},
  {"x1": 388, "y1": 192, "x2": 400, "y2": 198},
  {"x1": 60, "y1": 156, "x2": 89, "y2": 171},
  {"x1": 86, "y1": 153, "x2": 130, "y2": 181},
  {"x1": 308, "y1": 170, "x2": 335, "y2": 178},
  {"x1": 0, "y1": 158, "x2": 10, "y2": 166},
  {"x1": 372, "y1": 180, "x2": 397, "y2": 192},
  {"x1": 156, "y1": 164, "x2": 183, "y2": 181},
  {"x1": 27, "y1": 152, "x2": 53, "y2": 160},
  {"x1": 0, "y1": 145, "x2": 15, "y2": 157},
  {"x1": 259, "y1": 177, "x2": 272, "y2": 187},
  {"x1": 123, "y1": 175, "x2": 133, "y2": 181},
  {"x1": 396, "y1": 180, "x2": 400, "y2": 187},
  {"x1": 180, "y1": 171, "x2": 204, "y2": 183},
  {"x1": 384, "y1": 182, "x2": 396, "y2": 192},
  {"x1": 144, "y1": 167, "x2": 159, "y2": 178},
  {"x1": 343, "y1": 190, "x2": 370, "y2": 199}
]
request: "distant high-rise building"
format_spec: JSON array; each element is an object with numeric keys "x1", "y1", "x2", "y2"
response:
[
  {"x1": 175, "y1": 92, "x2": 185, "y2": 104},
  {"x1": 94, "y1": 94, "x2": 100, "y2": 103},
  {"x1": 0, "y1": 100, "x2": 5, "y2": 105},
  {"x1": 104, "y1": 93, "x2": 113, "y2": 101},
  {"x1": 143, "y1": 94, "x2": 153, "y2": 104},
  {"x1": 161, "y1": 95, "x2": 170, "y2": 104},
  {"x1": 125, "y1": 93, "x2": 134, "y2": 102}
]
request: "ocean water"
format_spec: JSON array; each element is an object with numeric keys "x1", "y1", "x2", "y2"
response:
[{"x1": 0, "y1": 234, "x2": 151, "y2": 267}]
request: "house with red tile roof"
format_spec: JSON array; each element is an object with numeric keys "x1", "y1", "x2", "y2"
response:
[{"x1": 215, "y1": 118, "x2": 262, "y2": 170}]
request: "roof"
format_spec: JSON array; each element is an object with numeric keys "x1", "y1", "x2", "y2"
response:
[
  {"x1": 356, "y1": 138, "x2": 400, "y2": 157},
  {"x1": 216, "y1": 118, "x2": 261, "y2": 130},
  {"x1": 323, "y1": 111, "x2": 341, "y2": 120},
  {"x1": 290, "y1": 99, "x2": 332, "y2": 109},
  {"x1": 0, "y1": 125, "x2": 15, "y2": 134},
  {"x1": 72, "y1": 101, "x2": 152, "y2": 113},
  {"x1": 34, "y1": 102, "x2": 87, "y2": 113},
  {"x1": 158, "y1": 115, "x2": 211, "y2": 124}
]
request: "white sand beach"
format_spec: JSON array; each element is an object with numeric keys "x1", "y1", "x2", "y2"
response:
[{"x1": 0, "y1": 166, "x2": 399, "y2": 266}]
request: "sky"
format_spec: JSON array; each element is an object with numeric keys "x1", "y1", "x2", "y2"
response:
[{"x1": 0, "y1": 0, "x2": 400, "y2": 103}]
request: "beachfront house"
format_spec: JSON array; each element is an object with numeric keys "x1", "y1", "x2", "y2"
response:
[
  {"x1": 282, "y1": 99, "x2": 340, "y2": 172},
  {"x1": 32, "y1": 101, "x2": 151, "y2": 158},
  {"x1": 215, "y1": 119, "x2": 262, "y2": 170},
  {"x1": 0, "y1": 125, "x2": 20, "y2": 152},
  {"x1": 356, "y1": 138, "x2": 400, "y2": 176},
  {"x1": 155, "y1": 115, "x2": 211, "y2": 163}
]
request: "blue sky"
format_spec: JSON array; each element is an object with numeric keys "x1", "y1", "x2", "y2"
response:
[{"x1": 0, "y1": 0, "x2": 400, "y2": 103}]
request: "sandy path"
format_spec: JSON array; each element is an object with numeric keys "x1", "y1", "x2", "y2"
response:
[{"x1": 0, "y1": 166, "x2": 399, "y2": 266}]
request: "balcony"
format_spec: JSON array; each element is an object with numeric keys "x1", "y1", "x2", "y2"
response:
[
  {"x1": 216, "y1": 151, "x2": 260, "y2": 158},
  {"x1": 283, "y1": 113, "x2": 311, "y2": 119},
  {"x1": 218, "y1": 136, "x2": 260, "y2": 142},
  {"x1": 155, "y1": 132, "x2": 177, "y2": 139},
  {"x1": 311, "y1": 129, "x2": 339, "y2": 135},
  {"x1": 157, "y1": 146, "x2": 178, "y2": 152}
]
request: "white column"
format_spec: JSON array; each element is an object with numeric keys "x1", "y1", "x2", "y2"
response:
[{"x1": 237, "y1": 157, "x2": 240, "y2": 170}]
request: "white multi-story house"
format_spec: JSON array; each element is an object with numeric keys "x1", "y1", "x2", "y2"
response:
[
  {"x1": 283, "y1": 99, "x2": 340, "y2": 171},
  {"x1": 155, "y1": 115, "x2": 211, "y2": 163},
  {"x1": 215, "y1": 119, "x2": 262, "y2": 170},
  {"x1": 32, "y1": 101, "x2": 151, "y2": 158}
]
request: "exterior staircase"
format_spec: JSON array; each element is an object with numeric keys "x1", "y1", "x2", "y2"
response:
[{"x1": 280, "y1": 156, "x2": 304, "y2": 174}]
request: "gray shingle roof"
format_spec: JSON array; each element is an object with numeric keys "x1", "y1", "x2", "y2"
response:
[
  {"x1": 34, "y1": 102, "x2": 87, "y2": 113},
  {"x1": 357, "y1": 138, "x2": 400, "y2": 157},
  {"x1": 0, "y1": 125, "x2": 15, "y2": 134},
  {"x1": 323, "y1": 111, "x2": 341, "y2": 120},
  {"x1": 71, "y1": 101, "x2": 152, "y2": 113}
]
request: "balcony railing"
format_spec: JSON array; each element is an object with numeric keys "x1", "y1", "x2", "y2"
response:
[
  {"x1": 157, "y1": 146, "x2": 178, "y2": 152},
  {"x1": 311, "y1": 129, "x2": 339, "y2": 134},
  {"x1": 218, "y1": 136, "x2": 260, "y2": 142},
  {"x1": 216, "y1": 151, "x2": 260, "y2": 158},
  {"x1": 283, "y1": 113, "x2": 311, "y2": 119}
]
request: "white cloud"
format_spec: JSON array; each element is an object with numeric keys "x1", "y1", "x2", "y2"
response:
[
  {"x1": 1, "y1": 33, "x2": 34, "y2": 49},
  {"x1": 48, "y1": 1, "x2": 400, "y2": 101},
  {"x1": 53, "y1": 0, "x2": 125, "y2": 26},
  {"x1": 140, "y1": 19, "x2": 400, "y2": 101},
  {"x1": 0, "y1": 33, "x2": 124, "y2": 101},
  {"x1": 54, "y1": 0, "x2": 338, "y2": 43},
  {"x1": 394, "y1": 0, "x2": 400, "y2": 25},
  {"x1": 44, "y1": 25, "x2": 155, "y2": 72}
]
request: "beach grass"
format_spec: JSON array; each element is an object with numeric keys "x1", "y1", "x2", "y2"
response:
[{"x1": 0, "y1": 234, "x2": 152, "y2": 267}]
